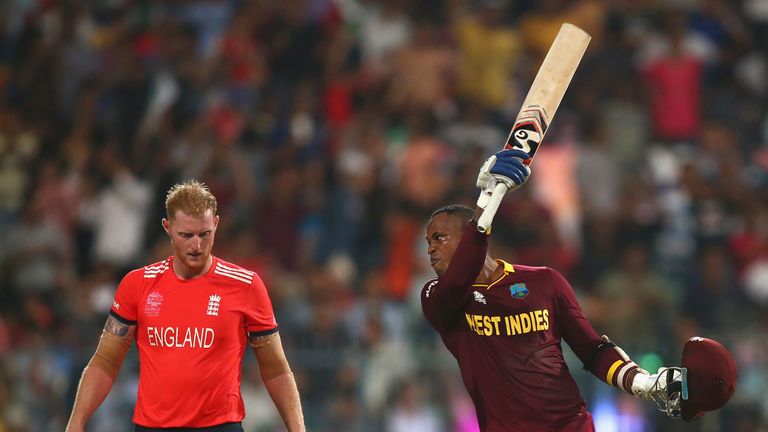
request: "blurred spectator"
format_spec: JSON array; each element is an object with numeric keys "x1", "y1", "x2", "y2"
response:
[
  {"x1": 492, "y1": 189, "x2": 577, "y2": 276},
  {"x1": 590, "y1": 242, "x2": 678, "y2": 353},
  {"x1": 576, "y1": 120, "x2": 621, "y2": 218},
  {"x1": 357, "y1": 0, "x2": 412, "y2": 78},
  {"x1": 642, "y1": 11, "x2": 705, "y2": 142},
  {"x1": 730, "y1": 203, "x2": 768, "y2": 277},
  {"x1": 291, "y1": 290, "x2": 352, "y2": 427},
  {"x1": 386, "y1": 381, "x2": 442, "y2": 432},
  {"x1": 396, "y1": 113, "x2": 453, "y2": 210},
  {"x1": 385, "y1": 21, "x2": 455, "y2": 112},
  {"x1": 440, "y1": 103, "x2": 505, "y2": 153},
  {"x1": 78, "y1": 148, "x2": 152, "y2": 269},
  {"x1": 451, "y1": 1, "x2": 519, "y2": 110},
  {"x1": 683, "y1": 245, "x2": 757, "y2": 335},
  {"x1": 344, "y1": 270, "x2": 407, "y2": 343},
  {"x1": 268, "y1": 0, "x2": 326, "y2": 85},
  {"x1": 0, "y1": 108, "x2": 38, "y2": 231},
  {"x1": 519, "y1": 0, "x2": 605, "y2": 61},
  {"x1": 326, "y1": 364, "x2": 371, "y2": 432},
  {"x1": 5, "y1": 196, "x2": 68, "y2": 296},
  {"x1": 599, "y1": 78, "x2": 649, "y2": 172},
  {"x1": 358, "y1": 315, "x2": 414, "y2": 417},
  {"x1": 255, "y1": 164, "x2": 306, "y2": 271},
  {"x1": 0, "y1": 0, "x2": 766, "y2": 430}
]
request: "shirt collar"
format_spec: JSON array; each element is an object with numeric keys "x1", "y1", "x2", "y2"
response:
[{"x1": 472, "y1": 259, "x2": 515, "y2": 290}]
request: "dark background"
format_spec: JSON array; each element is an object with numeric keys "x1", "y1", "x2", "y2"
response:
[{"x1": 1, "y1": 0, "x2": 767, "y2": 431}]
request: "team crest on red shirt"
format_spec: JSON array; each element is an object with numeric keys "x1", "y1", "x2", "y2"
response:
[
  {"x1": 509, "y1": 283, "x2": 529, "y2": 299},
  {"x1": 145, "y1": 291, "x2": 164, "y2": 317},
  {"x1": 207, "y1": 294, "x2": 221, "y2": 316}
]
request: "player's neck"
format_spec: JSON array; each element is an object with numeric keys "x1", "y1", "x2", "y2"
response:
[
  {"x1": 475, "y1": 255, "x2": 502, "y2": 284},
  {"x1": 172, "y1": 255, "x2": 214, "y2": 280}
]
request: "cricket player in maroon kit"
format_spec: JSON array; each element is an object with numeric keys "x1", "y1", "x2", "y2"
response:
[
  {"x1": 421, "y1": 149, "x2": 688, "y2": 431},
  {"x1": 66, "y1": 180, "x2": 305, "y2": 432}
]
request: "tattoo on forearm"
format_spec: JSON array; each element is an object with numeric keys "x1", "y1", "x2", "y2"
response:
[{"x1": 104, "y1": 316, "x2": 134, "y2": 340}]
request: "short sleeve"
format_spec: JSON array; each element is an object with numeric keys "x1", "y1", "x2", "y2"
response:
[
  {"x1": 110, "y1": 269, "x2": 143, "y2": 324},
  {"x1": 244, "y1": 273, "x2": 278, "y2": 335}
]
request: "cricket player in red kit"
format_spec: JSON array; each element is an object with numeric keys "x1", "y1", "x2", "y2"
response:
[
  {"x1": 421, "y1": 150, "x2": 686, "y2": 431},
  {"x1": 66, "y1": 180, "x2": 305, "y2": 432}
]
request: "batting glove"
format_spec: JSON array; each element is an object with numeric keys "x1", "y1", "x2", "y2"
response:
[
  {"x1": 477, "y1": 149, "x2": 531, "y2": 191},
  {"x1": 476, "y1": 156, "x2": 497, "y2": 192},
  {"x1": 476, "y1": 149, "x2": 531, "y2": 209},
  {"x1": 632, "y1": 367, "x2": 686, "y2": 419}
]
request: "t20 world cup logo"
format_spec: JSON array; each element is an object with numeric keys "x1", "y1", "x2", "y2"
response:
[{"x1": 144, "y1": 291, "x2": 163, "y2": 317}]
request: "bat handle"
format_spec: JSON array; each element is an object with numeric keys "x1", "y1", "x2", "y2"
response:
[
  {"x1": 477, "y1": 189, "x2": 492, "y2": 209},
  {"x1": 477, "y1": 183, "x2": 508, "y2": 233}
]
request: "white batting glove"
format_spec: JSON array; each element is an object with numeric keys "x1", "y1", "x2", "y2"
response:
[
  {"x1": 476, "y1": 156, "x2": 498, "y2": 209},
  {"x1": 477, "y1": 155, "x2": 499, "y2": 187}
]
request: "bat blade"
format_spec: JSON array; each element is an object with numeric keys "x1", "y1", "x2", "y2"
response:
[
  {"x1": 504, "y1": 23, "x2": 591, "y2": 163},
  {"x1": 477, "y1": 23, "x2": 590, "y2": 232}
]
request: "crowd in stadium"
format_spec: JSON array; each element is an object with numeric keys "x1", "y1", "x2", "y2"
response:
[{"x1": 1, "y1": 0, "x2": 768, "y2": 431}]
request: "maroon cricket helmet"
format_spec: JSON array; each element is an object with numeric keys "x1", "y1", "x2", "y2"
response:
[{"x1": 680, "y1": 337, "x2": 738, "y2": 421}]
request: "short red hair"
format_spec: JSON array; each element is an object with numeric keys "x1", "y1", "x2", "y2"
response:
[{"x1": 165, "y1": 180, "x2": 217, "y2": 220}]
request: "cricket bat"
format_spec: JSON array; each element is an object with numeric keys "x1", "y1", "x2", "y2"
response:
[{"x1": 476, "y1": 23, "x2": 591, "y2": 232}]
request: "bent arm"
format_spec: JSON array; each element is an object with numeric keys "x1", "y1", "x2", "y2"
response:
[
  {"x1": 66, "y1": 315, "x2": 135, "y2": 432},
  {"x1": 556, "y1": 272, "x2": 688, "y2": 406},
  {"x1": 421, "y1": 216, "x2": 488, "y2": 330},
  {"x1": 551, "y1": 268, "x2": 644, "y2": 394},
  {"x1": 251, "y1": 332, "x2": 305, "y2": 432}
]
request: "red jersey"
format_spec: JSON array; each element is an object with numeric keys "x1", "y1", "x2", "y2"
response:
[
  {"x1": 110, "y1": 256, "x2": 278, "y2": 428},
  {"x1": 644, "y1": 55, "x2": 702, "y2": 141},
  {"x1": 421, "y1": 222, "x2": 602, "y2": 432}
]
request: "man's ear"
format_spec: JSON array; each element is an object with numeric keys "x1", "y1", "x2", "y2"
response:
[
  {"x1": 162, "y1": 218, "x2": 171, "y2": 236},
  {"x1": 213, "y1": 215, "x2": 220, "y2": 229}
]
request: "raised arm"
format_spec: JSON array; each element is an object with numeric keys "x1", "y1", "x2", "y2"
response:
[
  {"x1": 421, "y1": 216, "x2": 489, "y2": 330},
  {"x1": 251, "y1": 332, "x2": 305, "y2": 432},
  {"x1": 66, "y1": 315, "x2": 135, "y2": 432},
  {"x1": 422, "y1": 149, "x2": 532, "y2": 330}
]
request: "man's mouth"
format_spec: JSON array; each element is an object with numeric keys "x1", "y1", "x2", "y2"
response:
[{"x1": 430, "y1": 257, "x2": 440, "y2": 266}]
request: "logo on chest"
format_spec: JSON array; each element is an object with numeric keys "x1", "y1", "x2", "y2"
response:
[
  {"x1": 473, "y1": 291, "x2": 487, "y2": 304},
  {"x1": 509, "y1": 283, "x2": 529, "y2": 299},
  {"x1": 207, "y1": 294, "x2": 221, "y2": 316},
  {"x1": 144, "y1": 291, "x2": 164, "y2": 317}
]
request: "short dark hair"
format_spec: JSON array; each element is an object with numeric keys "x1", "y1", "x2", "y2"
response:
[{"x1": 430, "y1": 204, "x2": 474, "y2": 224}]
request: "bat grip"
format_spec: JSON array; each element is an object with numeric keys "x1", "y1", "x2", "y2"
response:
[
  {"x1": 477, "y1": 183, "x2": 508, "y2": 233},
  {"x1": 477, "y1": 190, "x2": 492, "y2": 209}
]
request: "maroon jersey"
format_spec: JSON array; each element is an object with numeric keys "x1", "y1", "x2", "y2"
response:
[{"x1": 421, "y1": 222, "x2": 603, "y2": 432}]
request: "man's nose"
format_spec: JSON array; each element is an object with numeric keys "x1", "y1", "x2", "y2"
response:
[
  {"x1": 192, "y1": 236, "x2": 202, "y2": 249},
  {"x1": 428, "y1": 243, "x2": 437, "y2": 254}
]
